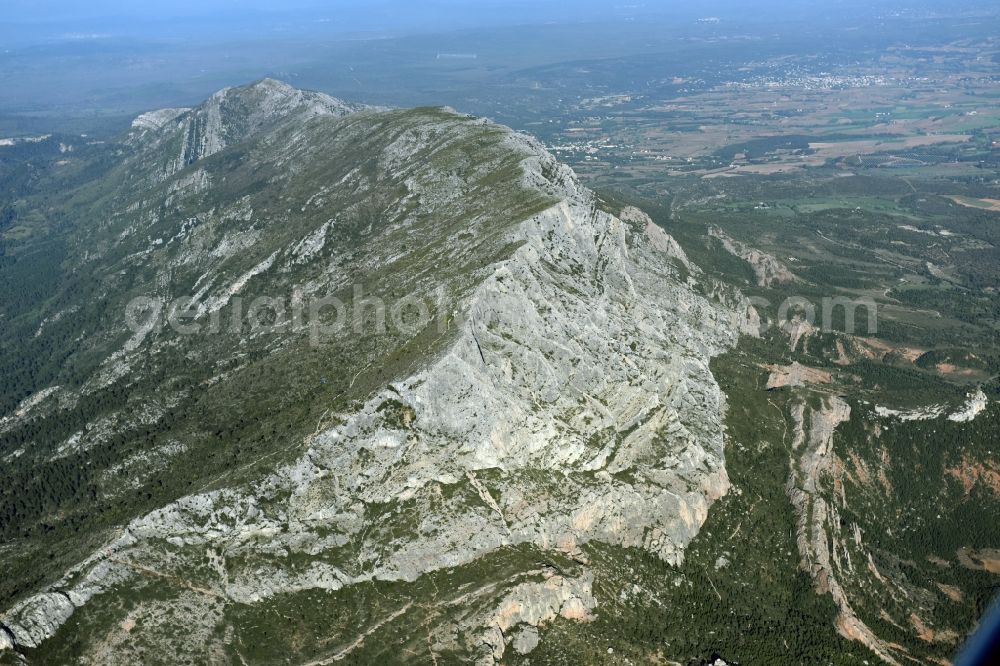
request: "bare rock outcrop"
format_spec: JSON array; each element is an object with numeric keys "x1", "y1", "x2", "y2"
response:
[
  {"x1": 788, "y1": 396, "x2": 905, "y2": 665},
  {"x1": 709, "y1": 226, "x2": 797, "y2": 287}
]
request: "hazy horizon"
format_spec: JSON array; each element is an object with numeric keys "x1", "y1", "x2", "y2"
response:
[
  {"x1": 0, "y1": 0, "x2": 996, "y2": 131},
  {"x1": 4, "y1": 0, "x2": 990, "y2": 43}
]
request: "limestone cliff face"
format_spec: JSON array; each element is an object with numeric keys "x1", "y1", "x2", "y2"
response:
[{"x1": 1, "y1": 85, "x2": 754, "y2": 660}]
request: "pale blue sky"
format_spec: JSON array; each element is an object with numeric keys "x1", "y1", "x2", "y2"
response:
[{"x1": 0, "y1": 1, "x2": 899, "y2": 26}]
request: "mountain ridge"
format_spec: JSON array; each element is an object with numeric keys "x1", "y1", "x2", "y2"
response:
[{"x1": 0, "y1": 81, "x2": 755, "y2": 663}]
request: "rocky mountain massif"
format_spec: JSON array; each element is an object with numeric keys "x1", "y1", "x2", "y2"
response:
[
  {"x1": 0, "y1": 80, "x2": 759, "y2": 664},
  {"x1": 2, "y1": 79, "x2": 997, "y2": 666}
]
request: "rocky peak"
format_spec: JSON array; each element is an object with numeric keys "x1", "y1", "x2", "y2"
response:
[{"x1": 127, "y1": 78, "x2": 364, "y2": 182}]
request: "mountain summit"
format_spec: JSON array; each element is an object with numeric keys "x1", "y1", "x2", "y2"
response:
[{"x1": 127, "y1": 78, "x2": 364, "y2": 183}]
